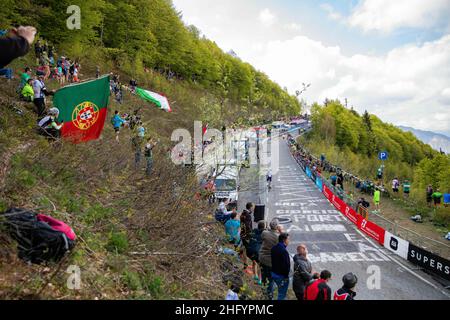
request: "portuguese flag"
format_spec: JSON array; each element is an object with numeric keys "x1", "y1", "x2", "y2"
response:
[
  {"x1": 53, "y1": 75, "x2": 110, "y2": 143},
  {"x1": 135, "y1": 87, "x2": 172, "y2": 112}
]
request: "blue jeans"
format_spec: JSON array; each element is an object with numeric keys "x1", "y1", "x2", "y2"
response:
[
  {"x1": 272, "y1": 276, "x2": 289, "y2": 300},
  {"x1": 0, "y1": 68, "x2": 13, "y2": 79},
  {"x1": 261, "y1": 265, "x2": 274, "y2": 299}
]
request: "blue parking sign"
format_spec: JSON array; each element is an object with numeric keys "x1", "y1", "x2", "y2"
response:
[{"x1": 378, "y1": 152, "x2": 389, "y2": 161}]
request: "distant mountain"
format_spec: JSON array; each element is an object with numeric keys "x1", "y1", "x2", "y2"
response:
[{"x1": 398, "y1": 126, "x2": 450, "y2": 154}]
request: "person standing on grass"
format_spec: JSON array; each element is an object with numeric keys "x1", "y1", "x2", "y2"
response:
[
  {"x1": 246, "y1": 221, "x2": 265, "y2": 286},
  {"x1": 432, "y1": 189, "x2": 443, "y2": 208},
  {"x1": 225, "y1": 211, "x2": 241, "y2": 248},
  {"x1": 259, "y1": 219, "x2": 282, "y2": 300},
  {"x1": 111, "y1": 111, "x2": 125, "y2": 142},
  {"x1": 403, "y1": 180, "x2": 411, "y2": 199},
  {"x1": 392, "y1": 178, "x2": 400, "y2": 195},
  {"x1": 132, "y1": 121, "x2": 146, "y2": 169},
  {"x1": 240, "y1": 203, "x2": 254, "y2": 275},
  {"x1": 33, "y1": 74, "x2": 54, "y2": 117},
  {"x1": 270, "y1": 233, "x2": 291, "y2": 301},
  {"x1": 426, "y1": 185, "x2": 434, "y2": 207},
  {"x1": 144, "y1": 137, "x2": 158, "y2": 176}
]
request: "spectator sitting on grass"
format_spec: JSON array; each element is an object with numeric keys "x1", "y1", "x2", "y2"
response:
[{"x1": 20, "y1": 78, "x2": 34, "y2": 102}]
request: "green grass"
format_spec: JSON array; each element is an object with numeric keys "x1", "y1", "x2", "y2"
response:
[{"x1": 106, "y1": 231, "x2": 129, "y2": 254}]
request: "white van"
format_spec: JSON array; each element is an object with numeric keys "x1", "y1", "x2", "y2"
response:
[{"x1": 213, "y1": 165, "x2": 239, "y2": 203}]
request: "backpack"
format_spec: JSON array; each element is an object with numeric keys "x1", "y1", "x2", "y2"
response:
[{"x1": 3, "y1": 208, "x2": 76, "y2": 264}]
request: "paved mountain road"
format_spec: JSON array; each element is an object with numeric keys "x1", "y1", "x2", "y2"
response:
[{"x1": 240, "y1": 137, "x2": 450, "y2": 300}]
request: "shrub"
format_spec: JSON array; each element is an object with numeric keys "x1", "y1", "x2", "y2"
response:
[{"x1": 106, "y1": 231, "x2": 129, "y2": 254}]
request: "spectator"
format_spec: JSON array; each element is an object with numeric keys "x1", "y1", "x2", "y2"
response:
[
  {"x1": 18, "y1": 67, "x2": 32, "y2": 91},
  {"x1": 245, "y1": 221, "x2": 265, "y2": 286},
  {"x1": 337, "y1": 172, "x2": 344, "y2": 190},
  {"x1": 392, "y1": 178, "x2": 400, "y2": 194},
  {"x1": 241, "y1": 203, "x2": 254, "y2": 243},
  {"x1": 426, "y1": 185, "x2": 434, "y2": 207},
  {"x1": 204, "y1": 179, "x2": 216, "y2": 204},
  {"x1": 432, "y1": 189, "x2": 443, "y2": 208},
  {"x1": 373, "y1": 188, "x2": 381, "y2": 211},
  {"x1": 38, "y1": 108, "x2": 63, "y2": 139},
  {"x1": 48, "y1": 46, "x2": 55, "y2": 65},
  {"x1": 293, "y1": 244, "x2": 317, "y2": 300},
  {"x1": 270, "y1": 233, "x2": 291, "y2": 301},
  {"x1": 115, "y1": 83, "x2": 123, "y2": 104},
  {"x1": 0, "y1": 26, "x2": 36, "y2": 68},
  {"x1": 377, "y1": 165, "x2": 384, "y2": 180},
  {"x1": 224, "y1": 211, "x2": 241, "y2": 248},
  {"x1": 39, "y1": 50, "x2": 51, "y2": 80},
  {"x1": 96, "y1": 66, "x2": 100, "y2": 79},
  {"x1": 330, "y1": 174, "x2": 337, "y2": 187},
  {"x1": 56, "y1": 63, "x2": 64, "y2": 85},
  {"x1": 334, "y1": 273, "x2": 358, "y2": 300},
  {"x1": 259, "y1": 219, "x2": 281, "y2": 300},
  {"x1": 144, "y1": 137, "x2": 158, "y2": 176},
  {"x1": 32, "y1": 74, "x2": 54, "y2": 117},
  {"x1": 304, "y1": 270, "x2": 332, "y2": 301},
  {"x1": 129, "y1": 78, "x2": 137, "y2": 93},
  {"x1": 111, "y1": 111, "x2": 126, "y2": 142},
  {"x1": 241, "y1": 202, "x2": 254, "y2": 274},
  {"x1": 403, "y1": 180, "x2": 411, "y2": 199},
  {"x1": 72, "y1": 63, "x2": 80, "y2": 83},
  {"x1": 34, "y1": 39, "x2": 42, "y2": 65},
  {"x1": 62, "y1": 57, "x2": 70, "y2": 82},
  {"x1": 20, "y1": 78, "x2": 34, "y2": 102},
  {"x1": 132, "y1": 122, "x2": 146, "y2": 169}
]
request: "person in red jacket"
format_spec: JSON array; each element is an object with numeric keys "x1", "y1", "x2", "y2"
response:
[
  {"x1": 334, "y1": 273, "x2": 358, "y2": 300},
  {"x1": 304, "y1": 270, "x2": 332, "y2": 300}
]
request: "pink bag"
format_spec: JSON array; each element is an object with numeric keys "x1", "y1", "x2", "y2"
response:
[{"x1": 37, "y1": 214, "x2": 77, "y2": 241}]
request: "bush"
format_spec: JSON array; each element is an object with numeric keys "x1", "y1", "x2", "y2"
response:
[
  {"x1": 106, "y1": 231, "x2": 129, "y2": 254},
  {"x1": 433, "y1": 208, "x2": 450, "y2": 228},
  {"x1": 122, "y1": 271, "x2": 143, "y2": 291},
  {"x1": 83, "y1": 205, "x2": 113, "y2": 224}
]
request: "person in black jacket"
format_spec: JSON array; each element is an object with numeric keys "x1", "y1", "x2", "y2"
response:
[
  {"x1": 270, "y1": 233, "x2": 291, "y2": 300},
  {"x1": 334, "y1": 273, "x2": 358, "y2": 300},
  {"x1": 0, "y1": 26, "x2": 36, "y2": 68},
  {"x1": 293, "y1": 244, "x2": 318, "y2": 300}
]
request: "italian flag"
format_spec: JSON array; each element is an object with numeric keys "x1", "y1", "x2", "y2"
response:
[
  {"x1": 135, "y1": 87, "x2": 172, "y2": 112},
  {"x1": 53, "y1": 75, "x2": 110, "y2": 143}
]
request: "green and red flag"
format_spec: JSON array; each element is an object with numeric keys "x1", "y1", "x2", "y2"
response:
[
  {"x1": 53, "y1": 75, "x2": 110, "y2": 143},
  {"x1": 134, "y1": 87, "x2": 172, "y2": 112}
]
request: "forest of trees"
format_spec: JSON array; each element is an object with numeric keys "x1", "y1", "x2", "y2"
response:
[
  {"x1": 304, "y1": 100, "x2": 450, "y2": 207},
  {"x1": 0, "y1": 0, "x2": 300, "y2": 117}
]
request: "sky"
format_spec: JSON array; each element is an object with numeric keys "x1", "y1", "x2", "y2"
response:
[{"x1": 172, "y1": 0, "x2": 450, "y2": 136}]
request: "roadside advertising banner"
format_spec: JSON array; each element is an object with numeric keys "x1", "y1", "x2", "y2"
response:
[{"x1": 384, "y1": 232, "x2": 409, "y2": 259}]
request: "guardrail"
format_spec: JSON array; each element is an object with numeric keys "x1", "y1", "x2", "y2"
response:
[{"x1": 289, "y1": 141, "x2": 450, "y2": 282}]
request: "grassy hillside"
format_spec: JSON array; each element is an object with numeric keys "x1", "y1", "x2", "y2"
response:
[{"x1": 0, "y1": 39, "x2": 270, "y2": 299}]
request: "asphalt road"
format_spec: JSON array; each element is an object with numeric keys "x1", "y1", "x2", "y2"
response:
[{"x1": 242, "y1": 136, "x2": 450, "y2": 300}]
